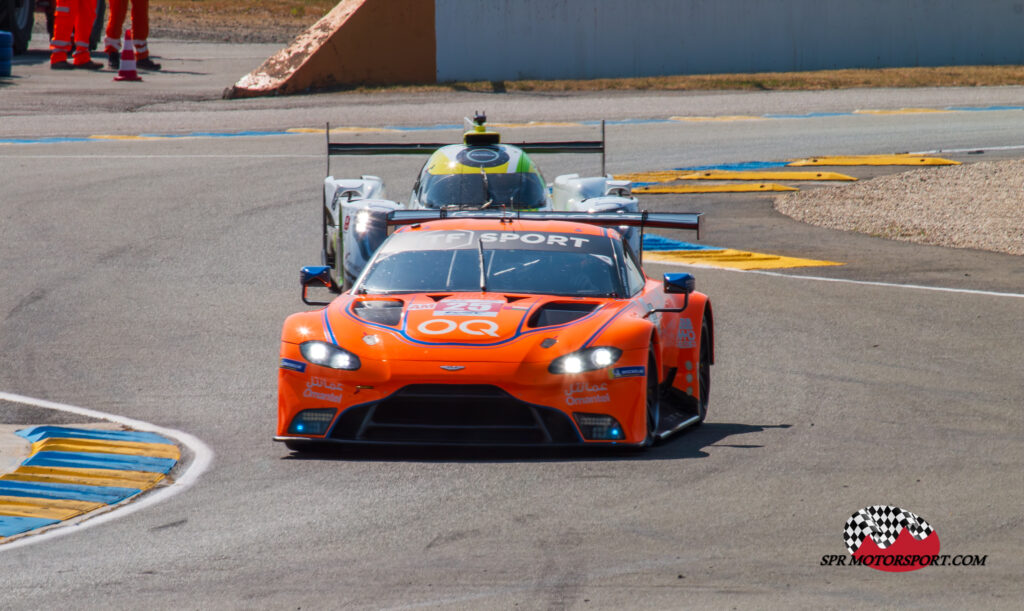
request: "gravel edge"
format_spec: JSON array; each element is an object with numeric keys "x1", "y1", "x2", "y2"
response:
[{"x1": 773, "y1": 160, "x2": 1024, "y2": 256}]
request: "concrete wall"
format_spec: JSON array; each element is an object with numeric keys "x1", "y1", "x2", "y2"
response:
[{"x1": 435, "y1": 0, "x2": 1024, "y2": 81}]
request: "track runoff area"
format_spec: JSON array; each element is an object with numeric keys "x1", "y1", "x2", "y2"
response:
[
  {"x1": 8, "y1": 105, "x2": 1012, "y2": 271},
  {"x1": 1, "y1": 111, "x2": 1019, "y2": 545}
]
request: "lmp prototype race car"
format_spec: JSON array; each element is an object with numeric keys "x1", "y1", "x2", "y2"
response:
[
  {"x1": 319, "y1": 113, "x2": 640, "y2": 290},
  {"x1": 276, "y1": 209, "x2": 713, "y2": 450}
]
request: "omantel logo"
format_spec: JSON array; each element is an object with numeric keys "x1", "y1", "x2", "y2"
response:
[{"x1": 843, "y1": 505, "x2": 940, "y2": 572}]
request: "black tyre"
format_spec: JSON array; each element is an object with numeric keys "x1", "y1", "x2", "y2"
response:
[
  {"x1": 322, "y1": 206, "x2": 335, "y2": 268},
  {"x1": 4, "y1": 0, "x2": 33, "y2": 55},
  {"x1": 695, "y1": 316, "x2": 711, "y2": 422},
  {"x1": 644, "y1": 351, "x2": 660, "y2": 446}
]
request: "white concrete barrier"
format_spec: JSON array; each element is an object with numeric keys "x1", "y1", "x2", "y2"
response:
[
  {"x1": 229, "y1": 0, "x2": 1024, "y2": 97},
  {"x1": 435, "y1": 0, "x2": 1024, "y2": 81}
]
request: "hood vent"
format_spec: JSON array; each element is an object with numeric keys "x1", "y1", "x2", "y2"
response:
[
  {"x1": 527, "y1": 302, "x2": 599, "y2": 328},
  {"x1": 353, "y1": 299, "x2": 404, "y2": 326}
]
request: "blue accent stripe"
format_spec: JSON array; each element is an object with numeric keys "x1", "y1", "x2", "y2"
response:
[
  {"x1": 23, "y1": 451, "x2": 176, "y2": 474},
  {"x1": 16, "y1": 426, "x2": 173, "y2": 445},
  {"x1": 322, "y1": 308, "x2": 337, "y2": 344},
  {"x1": 0, "y1": 516, "x2": 60, "y2": 538},
  {"x1": 0, "y1": 481, "x2": 141, "y2": 504},
  {"x1": 582, "y1": 304, "x2": 634, "y2": 348}
]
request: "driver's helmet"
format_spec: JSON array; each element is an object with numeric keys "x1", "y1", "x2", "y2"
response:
[{"x1": 413, "y1": 144, "x2": 550, "y2": 210}]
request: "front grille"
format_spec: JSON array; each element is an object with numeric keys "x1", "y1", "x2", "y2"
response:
[{"x1": 328, "y1": 384, "x2": 581, "y2": 445}]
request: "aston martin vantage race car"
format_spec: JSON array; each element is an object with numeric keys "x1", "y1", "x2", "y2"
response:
[
  {"x1": 320, "y1": 113, "x2": 639, "y2": 289},
  {"x1": 276, "y1": 209, "x2": 713, "y2": 450}
]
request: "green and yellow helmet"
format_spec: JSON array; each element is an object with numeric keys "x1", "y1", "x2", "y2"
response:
[{"x1": 411, "y1": 122, "x2": 550, "y2": 210}]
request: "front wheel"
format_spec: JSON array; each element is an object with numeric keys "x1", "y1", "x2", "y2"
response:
[
  {"x1": 6, "y1": 0, "x2": 33, "y2": 54},
  {"x1": 695, "y1": 316, "x2": 711, "y2": 422},
  {"x1": 644, "y1": 351, "x2": 660, "y2": 446}
]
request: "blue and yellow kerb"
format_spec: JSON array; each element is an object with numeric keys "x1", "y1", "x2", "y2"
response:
[{"x1": 0, "y1": 426, "x2": 179, "y2": 540}]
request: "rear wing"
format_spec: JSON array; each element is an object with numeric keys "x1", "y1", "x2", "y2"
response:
[
  {"x1": 325, "y1": 121, "x2": 608, "y2": 176},
  {"x1": 385, "y1": 209, "x2": 703, "y2": 241}
]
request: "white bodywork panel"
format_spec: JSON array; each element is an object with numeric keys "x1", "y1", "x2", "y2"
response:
[
  {"x1": 552, "y1": 174, "x2": 641, "y2": 253},
  {"x1": 323, "y1": 173, "x2": 640, "y2": 288}
]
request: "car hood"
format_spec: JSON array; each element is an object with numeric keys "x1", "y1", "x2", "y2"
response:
[{"x1": 322, "y1": 292, "x2": 641, "y2": 363}]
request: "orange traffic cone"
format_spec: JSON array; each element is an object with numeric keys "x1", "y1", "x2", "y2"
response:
[{"x1": 114, "y1": 29, "x2": 143, "y2": 82}]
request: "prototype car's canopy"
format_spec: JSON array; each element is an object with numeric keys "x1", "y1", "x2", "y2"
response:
[
  {"x1": 355, "y1": 226, "x2": 626, "y2": 297},
  {"x1": 415, "y1": 144, "x2": 548, "y2": 210}
]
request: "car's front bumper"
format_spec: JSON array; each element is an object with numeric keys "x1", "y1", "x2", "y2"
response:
[{"x1": 276, "y1": 345, "x2": 649, "y2": 445}]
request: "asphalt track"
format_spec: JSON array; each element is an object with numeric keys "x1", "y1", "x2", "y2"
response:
[{"x1": 2, "y1": 39, "x2": 1023, "y2": 609}]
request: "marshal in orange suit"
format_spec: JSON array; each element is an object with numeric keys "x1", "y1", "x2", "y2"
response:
[
  {"x1": 104, "y1": 0, "x2": 160, "y2": 70},
  {"x1": 50, "y1": 0, "x2": 102, "y2": 69}
]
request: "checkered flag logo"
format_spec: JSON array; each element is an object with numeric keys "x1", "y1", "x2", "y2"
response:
[{"x1": 844, "y1": 505, "x2": 935, "y2": 554}]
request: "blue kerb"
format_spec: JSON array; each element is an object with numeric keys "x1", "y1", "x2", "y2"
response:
[
  {"x1": 764, "y1": 112, "x2": 853, "y2": 119},
  {"x1": 673, "y1": 161, "x2": 789, "y2": 172},
  {"x1": 643, "y1": 234, "x2": 718, "y2": 251},
  {"x1": 0, "y1": 481, "x2": 141, "y2": 505},
  {"x1": 24, "y1": 451, "x2": 176, "y2": 474},
  {"x1": 0, "y1": 137, "x2": 93, "y2": 144},
  {"x1": 0, "y1": 516, "x2": 60, "y2": 538},
  {"x1": 946, "y1": 105, "x2": 1024, "y2": 112},
  {"x1": 16, "y1": 426, "x2": 173, "y2": 446}
]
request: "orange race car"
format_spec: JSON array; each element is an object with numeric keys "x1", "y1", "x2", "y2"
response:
[{"x1": 276, "y1": 210, "x2": 713, "y2": 451}]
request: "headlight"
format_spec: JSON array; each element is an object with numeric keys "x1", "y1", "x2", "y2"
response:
[
  {"x1": 549, "y1": 346, "x2": 622, "y2": 374},
  {"x1": 299, "y1": 341, "x2": 361, "y2": 370}
]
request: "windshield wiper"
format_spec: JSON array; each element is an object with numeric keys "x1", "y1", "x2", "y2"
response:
[
  {"x1": 477, "y1": 238, "x2": 487, "y2": 292},
  {"x1": 480, "y1": 166, "x2": 494, "y2": 209}
]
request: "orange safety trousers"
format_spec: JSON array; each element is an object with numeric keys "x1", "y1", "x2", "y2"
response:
[
  {"x1": 50, "y1": 0, "x2": 98, "y2": 65},
  {"x1": 104, "y1": 0, "x2": 151, "y2": 59}
]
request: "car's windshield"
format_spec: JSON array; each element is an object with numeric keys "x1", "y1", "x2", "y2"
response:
[
  {"x1": 356, "y1": 230, "x2": 621, "y2": 297},
  {"x1": 419, "y1": 172, "x2": 547, "y2": 210}
]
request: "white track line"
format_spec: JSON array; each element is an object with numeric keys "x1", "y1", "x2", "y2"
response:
[
  {"x1": 0, "y1": 391, "x2": 214, "y2": 551},
  {"x1": 910, "y1": 144, "x2": 1024, "y2": 155},
  {"x1": 653, "y1": 261, "x2": 1024, "y2": 299}
]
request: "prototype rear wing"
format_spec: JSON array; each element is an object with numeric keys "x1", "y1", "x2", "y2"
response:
[
  {"x1": 384, "y1": 209, "x2": 703, "y2": 241},
  {"x1": 325, "y1": 121, "x2": 608, "y2": 175}
]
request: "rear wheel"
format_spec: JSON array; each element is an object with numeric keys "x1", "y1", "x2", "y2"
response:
[
  {"x1": 695, "y1": 316, "x2": 711, "y2": 422},
  {"x1": 644, "y1": 351, "x2": 660, "y2": 446}
]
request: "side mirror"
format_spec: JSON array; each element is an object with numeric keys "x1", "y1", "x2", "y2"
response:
[
  {"x1": 663, "y1": 272, "x2": 695, "y2": 295},
  {"x1": 301, "y1": 265, "x2": 334, "y2": 306}
]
